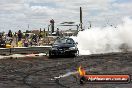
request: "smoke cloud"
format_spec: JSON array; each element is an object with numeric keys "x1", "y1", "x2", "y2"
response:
[{"x1": 72, "y1": 17, "x2": 132, "y2": 55}]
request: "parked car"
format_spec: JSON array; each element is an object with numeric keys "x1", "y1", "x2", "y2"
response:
[{"x1": 49, "y1": 37, "x2": 79, "y2": 57}]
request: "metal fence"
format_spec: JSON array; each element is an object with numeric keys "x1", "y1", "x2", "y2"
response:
[{"x1": 0, "y1": 46, "x2": 51, "y2": 55}]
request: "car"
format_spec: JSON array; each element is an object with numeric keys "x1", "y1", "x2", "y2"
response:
[{"x1": 49, "y1": 37, "x2": 79, "y2": 57}]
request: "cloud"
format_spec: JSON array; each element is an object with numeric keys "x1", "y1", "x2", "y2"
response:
[
  {"x1": 113, "y1": 2, "x2": 132, "y2": 12},
  {"x1": 0, "y1": 0, "x2": 25, "y2": 4},
  {"x1": 0, "y1": 4, "x2": 24, "y2": 11},
  {"x1": 30, "y1": 6, "x2": 58, "y2": 15},
  {"x1": 0, "y1": 0, "x2": 131, "y2": 32}
]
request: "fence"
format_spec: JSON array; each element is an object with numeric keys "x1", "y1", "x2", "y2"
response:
[{"x1": 0, "y1": 46, "x2": 51, "y2": 55}]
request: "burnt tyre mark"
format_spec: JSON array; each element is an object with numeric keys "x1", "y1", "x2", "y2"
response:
[
  {"x1": 0, "y1": 52, "x2": 132, "y2": 88},
  {"x1": 21, "y1": 57, "x2": 79, "y2": 88},
  {"x1": 21, "y1": 56, "x2": 82, "y2": 88}
]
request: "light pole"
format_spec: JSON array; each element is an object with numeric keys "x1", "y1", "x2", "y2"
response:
[{"x1": 80, "y1": 7, "x2": 83, "y2": 30}]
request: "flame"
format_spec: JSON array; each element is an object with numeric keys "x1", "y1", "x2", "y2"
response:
[{"x1": 78, "y1": 66, "x2": 86, "y2": 76}]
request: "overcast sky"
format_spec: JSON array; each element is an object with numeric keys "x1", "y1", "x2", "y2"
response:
[{"x1": 0, "y1": 0, "x2": 131, "y2": 32}]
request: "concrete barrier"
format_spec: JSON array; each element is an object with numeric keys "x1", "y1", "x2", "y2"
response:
[
  {"x1": 0, "y1": 46, "x2": 51, "y2": 55},
  {"x1": 0, "y1": 48, "x2": 11, "y2": 55}
]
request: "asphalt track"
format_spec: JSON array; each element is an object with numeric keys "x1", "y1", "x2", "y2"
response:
[{"x1": 0, "y1": 52, "x2": 132, "y2": 88}]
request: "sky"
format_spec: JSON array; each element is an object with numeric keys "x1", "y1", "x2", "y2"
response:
[{"x1": 0, "y1": 0, "x2": 131, "y2": 32}]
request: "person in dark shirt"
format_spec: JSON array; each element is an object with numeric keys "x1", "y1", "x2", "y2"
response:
[
  {"x1": 8, "y1": 30, "x2": 13, "y2": 37},
  {"x1": 18, "y1": 30, "x2": 22, "y2": 41}
]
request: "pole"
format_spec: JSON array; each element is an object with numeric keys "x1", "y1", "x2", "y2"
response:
[
  {"x1": 80, "y1": 7, "x2": 83, "y2": 30},
  {"x1": 50, "y1": 19, "x2": 55, "y2": 35}
]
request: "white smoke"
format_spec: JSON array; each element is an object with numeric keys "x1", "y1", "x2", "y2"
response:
[{"x1": 72, "y1": 17, "x2": 132, "y2": 55}]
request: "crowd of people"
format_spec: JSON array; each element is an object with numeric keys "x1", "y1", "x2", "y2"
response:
[
  {"x1": 0, "y1": 29, "x2": 49, "y2": 48},
  {"x1": 0, "y1": 28, "x2": 76, "y2": 48}
]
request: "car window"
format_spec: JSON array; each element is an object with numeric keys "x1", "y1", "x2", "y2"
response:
[
  {"x1": 66, "y1": 39, "x2": 75, "y2": 44},
  {"x1": 54, "y1": 38, "x2": 75, "y2": 44}
]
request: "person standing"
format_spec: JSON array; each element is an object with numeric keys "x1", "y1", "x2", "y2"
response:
[
  {"x1": 18, "y1": 30, "x2": 22, "y2": 41},
  {"x1": 8, "y1": 30, "x2": 13, "y2": 37},
  {"x1": 56, "y1": 28, "x2": 60, "y2": 36}
]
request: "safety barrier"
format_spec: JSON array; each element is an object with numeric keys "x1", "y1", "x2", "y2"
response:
[{"x1": 0, "y1": 46, "x2": 51, "y2": 55}]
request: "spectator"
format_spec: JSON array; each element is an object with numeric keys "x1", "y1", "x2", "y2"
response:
[
  {"x1": 39, "y1": 29, "x2": 43, "y2": 39},
  {"x1": 18, "y1": 30, "x2": 22, "y2": 41},
  {"x1": 14, "y1": 32, "x2": 17, "y2": 37},
  {"x1": 24, "y1": 39, "x2": 29, "y2": 47},
  {"x1": 32, "y1": 34, "x2": 37, "y2": 44},
  {"x1": 25, "y1": 30, "x2": 29, "y2": 38},
  {"x1": 56, "y1": 28, "x2": 60, "y2": 36},
  {"x1": 8, "y1": 30, "x2": 13, "y2": 37},
  {"x1": 29, "y1": 38, "x2": 32, "y2": 46}
]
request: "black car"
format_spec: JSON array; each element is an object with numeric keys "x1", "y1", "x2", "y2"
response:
[{"x1": 49, "y1": 37, "x2": 79, "y2": 57}]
